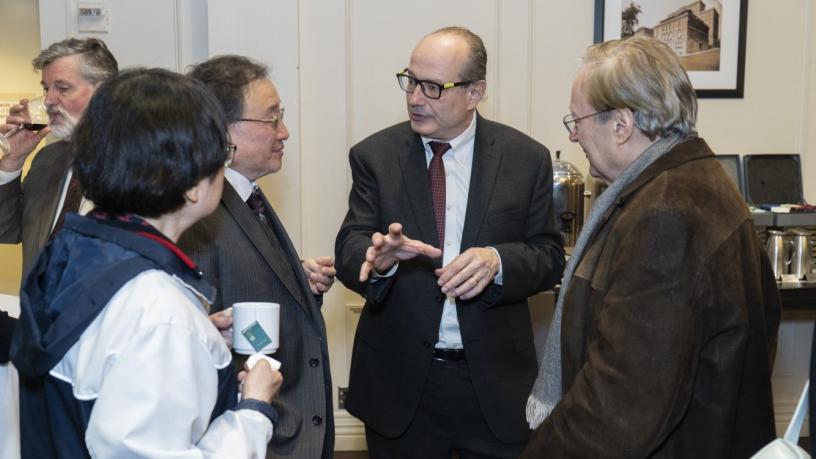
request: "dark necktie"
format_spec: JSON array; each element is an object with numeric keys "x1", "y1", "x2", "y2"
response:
[
  {"x1": 247, "y1": 186, "x2": 268, "y2": 222},
  {"x1": 50, "y1": 172, "x2": 83, "y2": 239},
  {"x1": 428, "y1": 141, "x2": 451, "y2": 247}
]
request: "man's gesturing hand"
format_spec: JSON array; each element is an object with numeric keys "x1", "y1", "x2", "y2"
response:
[
  {"x1": 434, "y1": 247, "x2": 499, "y2": 300},
  {"x1": 359, "y1": 223, "x2": 442, "y2": 282}
]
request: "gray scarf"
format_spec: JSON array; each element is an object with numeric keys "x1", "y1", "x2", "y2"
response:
[{"x1": 526, "y1": 133, "x2": 691, "y2": 429}]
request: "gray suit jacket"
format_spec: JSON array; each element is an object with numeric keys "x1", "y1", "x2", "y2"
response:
[
  {"x1": 335, "y1": 115, "x2": 565, "y2": 442},
  {"x1": 0, "y1": 141, "x2": 72, "y2": 276},
  {"x1": 178, "y1": 183, "x2": 333, "y2": 459}
]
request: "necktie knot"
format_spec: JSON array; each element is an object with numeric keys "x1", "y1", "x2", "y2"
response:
[
  {"x1": 429, "y1": 141, "x2": 451, "y2": 158},
  {"x1": 247, "y1": 186, "x2": 266, "y2": 216}
]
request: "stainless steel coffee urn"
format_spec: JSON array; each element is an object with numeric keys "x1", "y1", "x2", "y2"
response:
[
  {"x1": 552, "y1": 150, "x2": 584, "y2": 248},
  {"x1": 583, "y1": 175, "x2": 609, "y2": 223}
]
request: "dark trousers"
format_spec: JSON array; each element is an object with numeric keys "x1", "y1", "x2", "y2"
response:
[{"x1": 365, "y1": 358, "x2": 526, "y2": 459}]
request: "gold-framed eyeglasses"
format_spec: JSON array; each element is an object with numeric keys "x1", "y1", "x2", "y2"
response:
[
  {"x1": 562, "y1": 110, "x2": 612, "y2": 135},
  {"x1": 237, "y1": 107, "x2": 286, "y2": 130},
  {"x1": 225, "y1": 143, "x2": 237, "y2": 168},
  {"x1": 396, "y1": 68, "x2": 474, "y2": 100}
]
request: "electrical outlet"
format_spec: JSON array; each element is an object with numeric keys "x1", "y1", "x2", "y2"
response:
[{"x1": 338, "y1": 386, "x2": 349, "y2": 410}]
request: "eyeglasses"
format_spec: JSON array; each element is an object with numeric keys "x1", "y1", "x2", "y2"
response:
[
  {"x1": 562, "y1": 110, "x2": 612, "y2": 135},
  {"x1": 396, "y1": 68, "x2": 474, "y2": 100},
  {"x1": 225, "y1": 144, "x2": 237, "y2": 168},
  {"x1": 237, "y1": 107, "x2": 286, "y2": 130}
]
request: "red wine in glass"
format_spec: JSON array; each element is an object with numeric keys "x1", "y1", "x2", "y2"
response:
[{"x1": 23, "y1": 123, "x2": 48, "y2": 131}]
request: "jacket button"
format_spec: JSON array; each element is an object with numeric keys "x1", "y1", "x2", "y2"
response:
[
  {"x1": 423, "y1": 341, "x2": 432, "y2": 348},
  {"x1": 312, "y1": 415, "x2": 323, "y2": 426},
  {"x1": 309, "y1": 358, "x2": 320, "y2": 367}
]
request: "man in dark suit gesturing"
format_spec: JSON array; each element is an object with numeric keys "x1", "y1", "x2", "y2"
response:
[
  {"x1": 179, "y1": 55, "x2": 336, "y2": 459},
  {"x1": 335, "y1": 27, "x2": 564, "y2": 458}
]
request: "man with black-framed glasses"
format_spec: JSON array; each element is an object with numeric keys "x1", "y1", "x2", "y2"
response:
[
  {"x1": 179, "y1": 55, "x2": 336, "y2": 459},
  {"x1": 335, "y1": 26, "x2": 565, "y2": 458}
]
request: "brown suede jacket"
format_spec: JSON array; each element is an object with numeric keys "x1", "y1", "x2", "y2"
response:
[{"x1": 523, "y1": 138, "x2": 781, "y2": 458}]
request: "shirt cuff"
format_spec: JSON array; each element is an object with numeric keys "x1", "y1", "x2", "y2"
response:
[
  {"x1": 0, "y1": 167, "x2": 22, "y2": 186},
  {"x1": 236, "y1": 398, "x2": 280, "y2": 425},
  {"x1": 487, "y1": 247, "x2": 503, "y2": 285},
  {"x1": 370, "y1": 261, "x2": 399, "y2": 282}
]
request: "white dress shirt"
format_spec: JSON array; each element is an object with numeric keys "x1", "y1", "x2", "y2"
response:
[
  {"x1": 224, "y1": 167, "x2": 257, "y2": 202},
  {"x1": 421, "y1": 114, "x2": 504, "y2": 350}
]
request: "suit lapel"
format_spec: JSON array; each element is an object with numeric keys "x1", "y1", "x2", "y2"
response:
[
  {"x1": 461, "y1": 116, "x2": 501, "y2": 251},
  {"x1": 258, "y1": 191, "x2": 315, "y2": 314},
  {"x1": 397, "y1": 134, "x2": 441, "y2": 252},
  {"x1": 35, "y1": 142, "x2": 74, "y2": 249},
  {"x1": 220, "y1": 183, "x2": 310, "y2": 312}
]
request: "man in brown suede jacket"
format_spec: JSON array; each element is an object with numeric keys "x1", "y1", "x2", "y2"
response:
[{"x1": 523, "y1": 36, "x2": 781, "y2": 458}]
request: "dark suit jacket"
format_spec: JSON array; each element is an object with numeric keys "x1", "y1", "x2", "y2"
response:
[
  {"x1": 0, "y1": 141, "x2": 72, "y2": 276},
  {"x1": 0, "y1": 310, "x2": 14, "y2": 363},
  {"x1": 335, "y1": 114, "x2": 565, "y2": 442},
  {"x1": 178, "y1": 183, "x2": 333, "y2": 459}
]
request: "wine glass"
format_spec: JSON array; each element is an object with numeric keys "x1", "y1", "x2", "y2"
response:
[{"x1": 0, "y1": 97, "x2": 49, "y2": 154}]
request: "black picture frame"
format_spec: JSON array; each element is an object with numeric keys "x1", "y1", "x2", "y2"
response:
[{"x1": 594, "y1": 0, "x2": 748, "y2": 98}]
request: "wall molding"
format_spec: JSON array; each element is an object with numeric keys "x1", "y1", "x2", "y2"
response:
[
  {"x1": 334, "y1": 409, "x2": 366, "y2": 451},
  {"x1": 775, "y1": 401, "x2": 809, "y2": 439}
]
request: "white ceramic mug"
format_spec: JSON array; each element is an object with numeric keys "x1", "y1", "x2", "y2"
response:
[{"x1": 232, "y1": 302, "x2": 280, "y2": 355}]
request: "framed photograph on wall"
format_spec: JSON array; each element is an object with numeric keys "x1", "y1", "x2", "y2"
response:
[{"x1": 594, "y1": 0, "x2": 748, "y2": 98}]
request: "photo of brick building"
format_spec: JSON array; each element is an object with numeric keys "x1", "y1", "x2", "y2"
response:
[{"x1": 623, "y1": 0, "x2": 722, "y2": 71}]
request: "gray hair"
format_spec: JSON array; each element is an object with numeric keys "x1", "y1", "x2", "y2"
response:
[
  {"x1": 583, "y1": 36, "x2": 697, "y2": 140},
  {"x1": 33, "y1": 38, "x2": 118, "y2": 85}
]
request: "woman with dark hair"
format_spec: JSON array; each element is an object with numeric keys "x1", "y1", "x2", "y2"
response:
[{"x1": 10, "y1": 68, "x2": 282, "y2": 458}]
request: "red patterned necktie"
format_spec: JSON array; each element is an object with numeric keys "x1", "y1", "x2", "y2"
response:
[
  {"x1": 428, "y1": 141, "x2": 451, "y2": 247},
  {"x1": 50, "y1": 172, "x2": 83, "y2": 239}
]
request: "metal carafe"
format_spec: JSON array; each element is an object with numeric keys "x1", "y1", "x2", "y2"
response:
[
  {"x1": 583, "y1": 176, "x2": 609, "y2": 223},
  {"x1": 766, "y1": 229, "x2": 791, "y2": 280},
  {"x1": 790, "y1": 228, "x2": 814, "y2": 280},
  {"x1": 552, "y1": 150, "x2": 584, "y2": 247}
]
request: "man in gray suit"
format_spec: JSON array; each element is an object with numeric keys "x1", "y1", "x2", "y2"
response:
[
  {"x1": 180, "y1": 55, "x2": 336, "y2": 459},
  {"x1": 0, "y1": 38, "x2": 118, "y2": 275},
  {"x1": 335, "y1": 27, "x2": 564, "y2": 458}
]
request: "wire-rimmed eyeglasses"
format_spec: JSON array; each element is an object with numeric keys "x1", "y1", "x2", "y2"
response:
[
  {"x1": 562, "y1": 110, "x2": 612, "y2": 135},
  {"x1": 237, "y1": 107, "x2": 286, "y2": 130},
  {"x1": 396, "y1": 68, "x2": 474, "y2": 100}
]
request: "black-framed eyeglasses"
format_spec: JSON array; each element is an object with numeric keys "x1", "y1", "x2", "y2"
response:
[
  {"x1": 236, "y1": 107, "x2": 286, "y2": 130},
  {"x1": 225, "y1": 144, "x2": 237, "y2": 168},
  {"x1": 562, "y1": 110, "x2": 612, "y2": 135},
  {"x1": 396, "y1": 68, "x2": 474, "y2": 100}
]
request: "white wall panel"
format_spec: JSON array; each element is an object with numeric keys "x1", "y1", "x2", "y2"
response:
[
  {"x1": 346, "y1": 0, "x2": 500, "y2": 146},
  {"x1": 40, "y1": 0, "x2": 188, "y2": 71},
  {"x1": 207, "y1": 0, "x2": 302, "y2": 250},
  {"x1": 39, "y1": 0, "x2": 209, "y2": 71},
  {"x1": 495, "y1": 1, "x2": 532, "y2": 133},
  {"x1": 531, "y1": 0, "x2": 597, "y2": 171},
  {"x1": 298, "y1": 0, "x2": 358, "y2": 446}
]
